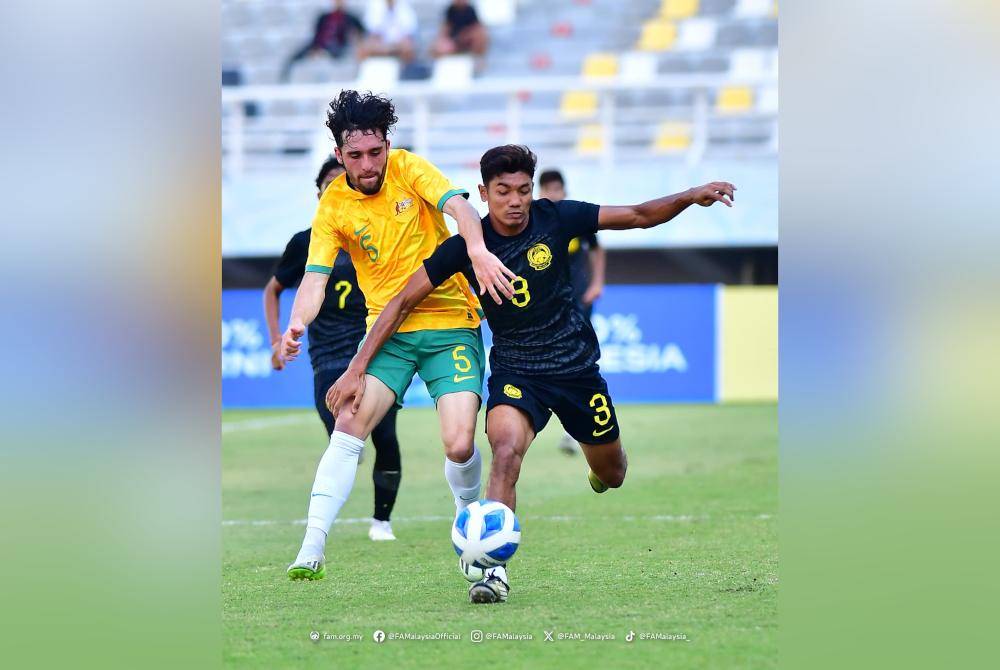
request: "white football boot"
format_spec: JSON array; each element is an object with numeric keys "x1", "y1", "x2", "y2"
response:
[
  {"x1": 368, "y1": 519, "x2": 396, "y2": 541},
  {"x1": 469, "y1": 565, "x2": 509, "y2": 603}
]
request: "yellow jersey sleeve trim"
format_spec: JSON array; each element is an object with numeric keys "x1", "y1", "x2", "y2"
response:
[
  {"x1": 436, "y1": 188, "x2": 469, "y2": 211},
  {"x1": 305, "y1": 264, "x2": 333, "y2": 275}
]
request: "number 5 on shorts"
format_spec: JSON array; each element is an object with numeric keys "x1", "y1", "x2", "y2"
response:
[{"x1": 452, "y1": 346, "x2": 472, "y2": 373}]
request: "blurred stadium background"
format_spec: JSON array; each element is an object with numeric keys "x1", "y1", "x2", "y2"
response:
[{"x1": 221, "y1": 0, "x2": 777, "y2": 409}]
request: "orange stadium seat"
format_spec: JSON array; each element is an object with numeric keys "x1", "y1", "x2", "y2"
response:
[
  {"x1": 575, "y1": 123, "x2": 605, "y2": 155},
  {"x1": 660, "y1": 0, "x2": 699, "y2": 20},
  {"x1": 560, "y1": 90, "x2": 599, "y2": 118},
  {"x1": 583, "y1": 53, "x2": 618, "y2": 79},
  {"x1": 653, "y1": 122, "x2": 693, "y2": 153},
  {"x1": 716, "y1": 86, "x2": 754, "y2": 114},
  {"x1": 637, "y1": 20, "x2": 678, "y2": 51}
]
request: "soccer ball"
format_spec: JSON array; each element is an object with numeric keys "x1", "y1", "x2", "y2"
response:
[{"x1": 452, "y1": 499, "x2": 521, "y2": 571}]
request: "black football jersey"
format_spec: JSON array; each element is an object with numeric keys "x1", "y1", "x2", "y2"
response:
[
  {"x1": 273, "y1": 229, "x2": 367, "y2": 371},
  {"x1": 423, "y1": 199, "x2": 601, "y2": 378}
]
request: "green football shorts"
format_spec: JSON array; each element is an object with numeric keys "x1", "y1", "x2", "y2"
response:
[{"x1": 365, "y1": 327, "x2": 486, "y2": 408}]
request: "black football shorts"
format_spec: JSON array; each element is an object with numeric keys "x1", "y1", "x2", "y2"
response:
[{"x1": 485, "y1": 371, "x2": 620, "y2": 445}]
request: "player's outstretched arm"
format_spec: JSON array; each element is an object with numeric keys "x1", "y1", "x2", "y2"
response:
[
  {"x1": 263, "y1": 277, "x2": 287, "y2": 370},
  {"x1": 598, "y1": 182, "x2": 736, "y2": 231},
  {"x1": 326, "y1": 268, "x2": 436, "y2": 416},
  {"x1": 280, "y1": 271, "x2": 329, "y2": 362},
  {"x1": 443, "y1": 195, "x2": 516, "y2": 305}
]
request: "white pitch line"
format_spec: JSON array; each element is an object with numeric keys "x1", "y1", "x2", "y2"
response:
[
  {"x1": 220, "y1": 513, "x2": 776, "y2": 527},
  {"x1": 222, "y1": 414, "x2": 315, "y2": 434}
]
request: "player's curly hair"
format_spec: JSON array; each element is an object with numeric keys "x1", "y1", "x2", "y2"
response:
[
  {"x1": 480, "y1": 145, "x2": 537, "y2": 186},
  {"x1": 326, "y1": 90, "x2": 398, "y2": 147},
  {"x1": 314, "y1": 155, "x2": 343, "y2": 191}
]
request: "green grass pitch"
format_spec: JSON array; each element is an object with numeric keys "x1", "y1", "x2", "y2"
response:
[{"x1": 223, "y1": 403, "x2": 776, "y2": 668}]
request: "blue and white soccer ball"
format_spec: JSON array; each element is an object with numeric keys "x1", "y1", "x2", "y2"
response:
[{"x1": 452, "y1": 499, "x2": 521, "y2": 574}]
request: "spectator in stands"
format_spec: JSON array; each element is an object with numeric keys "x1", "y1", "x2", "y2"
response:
[
  {"x1": 357, "y1": 0, "x2": 418, "y2": 63},
  {"x1": 281, "y1": 0, "x2": 365, "y2": 82},
  {"x1": 430, "y1": 0, "x2": 489, "y2": 59},
  {"x1": 538, "y1": 169, "x2": 607, "y2": 456}
]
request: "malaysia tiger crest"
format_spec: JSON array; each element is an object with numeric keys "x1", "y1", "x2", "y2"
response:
[{"x1": 527, "y1": 243, "x2": 552, "y2": 271}]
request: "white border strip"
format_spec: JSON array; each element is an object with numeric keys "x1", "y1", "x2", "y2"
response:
[
  {"x1": 222, "y1": 513, "x2": 774, "y2": 527},
  {"x1": 222, "y1": 414, "x2": 315, "y2": 434}
]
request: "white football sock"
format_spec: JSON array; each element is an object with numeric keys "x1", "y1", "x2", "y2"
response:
[
  {"x1": 486, "y1": 565, "x2": 508, "y2": 584},
  {"x1": 296, "y1": 431, "x2": 365, "y2": 561},
  {"x1": 444, "y1": 444, "x2": 481, "y2": 511}
]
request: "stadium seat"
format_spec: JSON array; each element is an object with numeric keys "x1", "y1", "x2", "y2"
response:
[
  {"x1": 653, "y1": 121, "x2": 693, "y2": 153},
  {"x1": 728, "y1": 48, "x2": 769, "y2": 80},
  {"x1": 560, "y1": 90, "x2": 599, "y2": 118},
  {"x1": 355, "y1": 57, "x2": 400, "y2": 93},
  {"x1": 675, "y1": 18, "x2": 717, "y2": 51},
  {"x1": 660, "y1": 0, "x2": 699, "y2": 20},
  {"x1": 757, "y1": 85, "x2": 778, "y2": 113},
  {"x1": 575, "y1": 123, "x2": 605, "y2": 155},
  {"x1": 431, "y1": 55, "x2": 474, "y2": 90},
  {"x1": 734, "y1": 0, "x2": 772, "y2": 18},
  {"x1": 583, "y1": 52, "x2": 618, "y2": 79},
  {"x1": 619, "y1": 51, "x2": 658, "y2": 83},
  {"x1": 475, "y1": 0, "x2": 516, "y2": 27},
  {"x1": 716, "y1": 85, "x2": 754, "y2": 114},
  {"x1": 637, "y1": 20, "x2": 678, "y2": 51}
]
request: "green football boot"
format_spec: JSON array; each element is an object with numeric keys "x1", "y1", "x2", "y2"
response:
[
  {"x1": 588, "y1": 469, "x2": 609, "y2": 494},
  {"x1": 287, "y1": 556, "x2": 326, "y2": 581}
]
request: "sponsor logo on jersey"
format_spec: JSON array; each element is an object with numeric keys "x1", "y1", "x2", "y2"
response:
[
  {"x1": 394, "y1": 198, "x2": 414, "y2": 216},
  {"x1": 503, "y1": 384, "x2": 523, "y2": 399},
  {"x1": 567, "y1": 237, "x2": 581, "y2": 254},
  {"x1": 527, "y1": 243, "x2": 552, "y2": 271}
]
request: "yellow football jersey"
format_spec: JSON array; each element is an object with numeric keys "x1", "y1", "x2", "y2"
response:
[{"x1": 305, "y1": 149, "x2": 482, "y2": 332}]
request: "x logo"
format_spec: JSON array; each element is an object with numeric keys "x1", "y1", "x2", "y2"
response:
[{"x1": 543, "y1": 631, "x2": 554, "y2": 642}]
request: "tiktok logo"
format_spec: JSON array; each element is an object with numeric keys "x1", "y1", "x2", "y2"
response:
[{"x1": 625, "y1": 630, "x2": 635, "y2": 643}]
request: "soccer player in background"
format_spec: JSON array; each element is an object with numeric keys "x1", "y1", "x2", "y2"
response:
[
  {"x1": 538, "y1": 169, "x2": 606, "y2": 455},
  {"x1": 263, "y1": 156, "x2": 401, "y2": 542},
  {"x1": 327, "y1": 145, "x2": 736, "y2": 603},
  {"x1": 279, "y1": 91, "x2": 516, "y2": 581}
]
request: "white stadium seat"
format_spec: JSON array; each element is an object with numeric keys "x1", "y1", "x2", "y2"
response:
[
  {"x1": 729, "y1": 48, "x2": 769, "y2": 80},
  {"x1": 619, "y1": 52, "x2": 658, "y2": 84},
  {"x1": 432, "y1": 55, "x2": 475, "y2": 90},
  {"x1": 675, "y1": 18, "x2": 717, "y2": 51},
  {"x1": 476, "y1": 0, "x2": 516, "y2": 27},
  {"x1": 734, "y1": 0, "x2": 772, "y2": 18},
  {"x1": 757, "y1": 85, "x2": 778, "y2": 113},
  {"x1": 355, "y1": 57, "x2": 400, "y2": 94}
]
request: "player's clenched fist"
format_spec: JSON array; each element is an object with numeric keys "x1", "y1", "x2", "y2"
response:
[
  {"x1": 281, "y1": 322, "x2": 305, "y2": 361},
  {"x1": 689, "y1": 182, "x2": 737, "y2": 207},
  {"x1": 270, "y1": 340, "x2": 286, "y2": 371}
]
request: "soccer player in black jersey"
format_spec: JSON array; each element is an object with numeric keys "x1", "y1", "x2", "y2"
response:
[
  {"x1": 263, "y1": 156, "x2": 402, "y2": 542},
  {"x1": 326, "y1": 145, "x2": 735, "y2": 602}
]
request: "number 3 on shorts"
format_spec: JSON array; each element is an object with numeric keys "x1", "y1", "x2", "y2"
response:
[
  {"x1": 589, "y1": 393, "x2": 612, "y2": 426},
  {"x1": 452, "y1": 345, "x2": 472, "y2": 373}
]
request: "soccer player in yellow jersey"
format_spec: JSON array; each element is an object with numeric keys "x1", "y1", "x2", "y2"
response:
[{"x1": 280, "y1": 90, "x2": 516, "y2": 581}]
